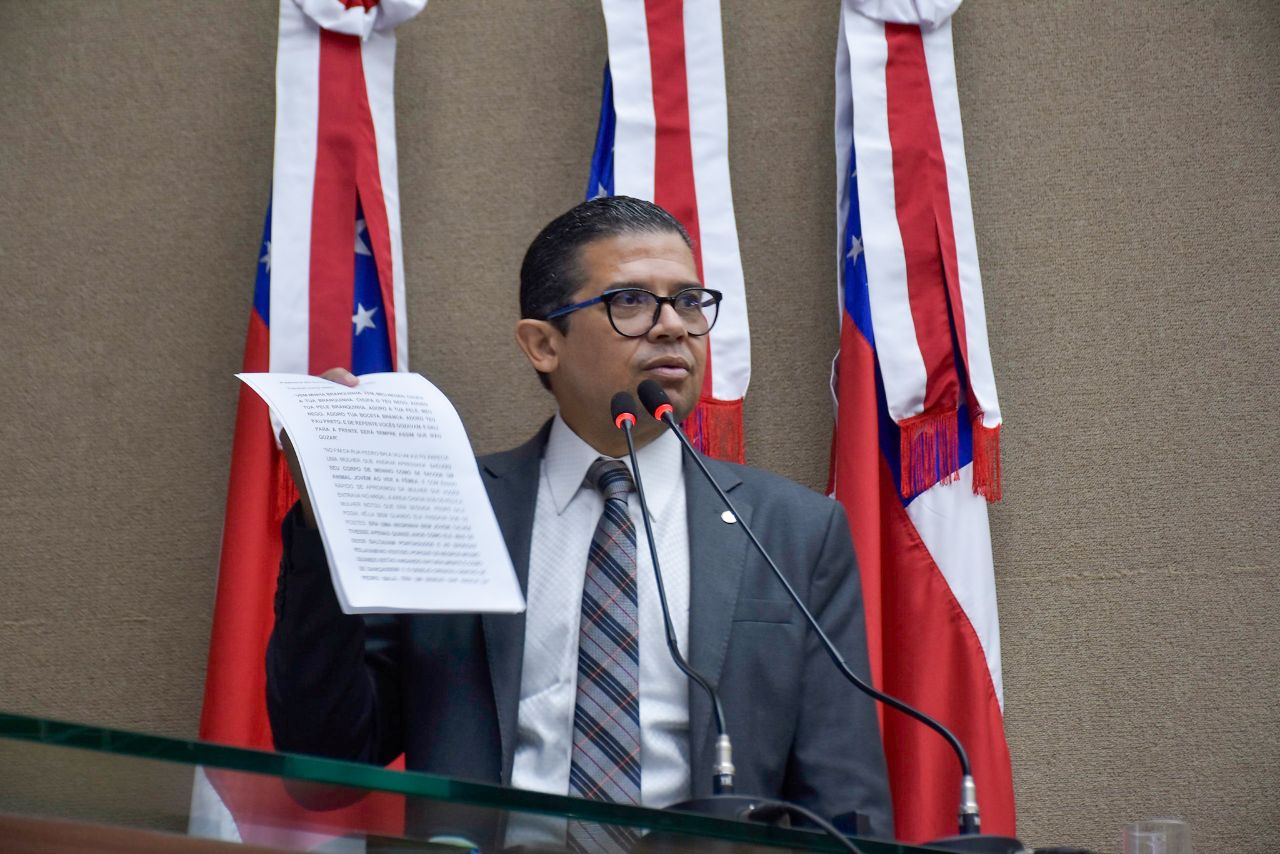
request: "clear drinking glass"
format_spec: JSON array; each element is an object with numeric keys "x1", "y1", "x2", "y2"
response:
[{"x1": 1121, "y1": 818, "x2": 1191, "y2": 854}]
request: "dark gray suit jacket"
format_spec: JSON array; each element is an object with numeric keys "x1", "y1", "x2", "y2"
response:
[{"x1": 267, "y1": 422, "x2": 892, "y2": 838}]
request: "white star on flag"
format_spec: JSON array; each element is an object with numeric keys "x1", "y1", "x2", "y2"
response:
[
  {"x1": 352, "y1": 303, "x2": 379, "y2": 335},
  {"x1": 591, "y1": 183, "x2": 609, "y2": 200},
  {"x1": 355, "y1": 219, "x2": 372, "y2": 256},
  {"x1": 260, "y1": 241, "x2": 272, "y2": 272},
  {"x1": 847, "y1": 234, "x2": 863, "y2": 263}
]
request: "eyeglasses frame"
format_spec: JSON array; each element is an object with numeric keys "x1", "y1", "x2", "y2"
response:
[{"x1": 543, "y1": 286, "x2": 723, "y2": 338}]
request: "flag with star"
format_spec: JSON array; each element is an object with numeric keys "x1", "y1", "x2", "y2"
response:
[
  {"x1": 351, "y1": 205, "x2": 394, "y2": 373},
  {"x1": 193, "y1": 0, "x2": 422, "y2": 844},
  {"x1": 589, "y1": 0, "x2": 751, "y2": 463},
  {"x1": 829, "y1": 0, "x2": 1014, "y2": 842},
  {"x1": 585, "y1": 64, "x2": 615, "y2": 201}
]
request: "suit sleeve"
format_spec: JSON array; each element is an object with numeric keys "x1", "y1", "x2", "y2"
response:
[
  {"x1": 265, "y1": 504, "x2": 404, "y2": 766},
  {"x1": 782, "y1": 498, "x2": 895, "y2": 839}
]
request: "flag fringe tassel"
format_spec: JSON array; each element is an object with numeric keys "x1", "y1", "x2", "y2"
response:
[
  {"x1": 971, "y1": 419, "x2": 1002, "y2": 502},
  {"x1": 899, "y1": 406, "x2": 958, "y2": 498},
  {"x1": 683, "y1": 396, "x2": 745, "y2": 464}
]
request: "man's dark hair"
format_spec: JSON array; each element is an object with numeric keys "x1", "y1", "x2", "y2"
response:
[
  {"x1": 519, "y1": 195, "x2": 694, "y2": 390},
  {"x1": 520, "y1": 195, "x2": 693, "y2": 329}
]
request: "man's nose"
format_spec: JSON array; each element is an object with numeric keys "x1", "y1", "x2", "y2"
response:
[{"x1": 648, "y1": 300, "x2": 687, "y2": 339}]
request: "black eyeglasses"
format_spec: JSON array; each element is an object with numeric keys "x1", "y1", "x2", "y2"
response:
[{"x1": 544, "y1": 287, "x2": 723, "y2": 338}]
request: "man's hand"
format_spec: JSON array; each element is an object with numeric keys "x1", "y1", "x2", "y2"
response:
[{"x1": 282, "y1": 368, "x2": 359, "y2": 529}]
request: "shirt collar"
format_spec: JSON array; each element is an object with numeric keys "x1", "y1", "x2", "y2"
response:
[{"x1": 543, "y1": 412, "x2": 684, "y2": 517}]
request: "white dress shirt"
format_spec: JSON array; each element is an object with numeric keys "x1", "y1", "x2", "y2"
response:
[{"x1": 511, "y1": 414, "x2": 692, "y2": 816}]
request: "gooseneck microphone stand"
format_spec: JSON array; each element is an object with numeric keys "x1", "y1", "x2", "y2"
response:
[
  {"x1": 636, "y1": 381, "x2": 1026, "y2": 854},
  {"x1": 610, "y1": 392, "x2": 734, "y2": 796},
  {"x1": 609, "y1": 392, "x2": 867, "y2": 854}
]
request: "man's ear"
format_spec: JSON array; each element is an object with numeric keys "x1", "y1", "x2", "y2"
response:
[{"x1": 514, "y1": 319, "x2": 561, "y2": 376}]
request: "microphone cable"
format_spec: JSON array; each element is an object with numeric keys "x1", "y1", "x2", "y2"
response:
[{"x1": 636, "y1": 379, "x2": 983, "y2": 838}]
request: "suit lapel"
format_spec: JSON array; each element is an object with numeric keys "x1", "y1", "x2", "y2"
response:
[
  {"x1": 684, "y1": 452, "x2": 752, "y2": 789},
  {"x1": 479, "y1": 421, "x2": 550, "y2": 785}
]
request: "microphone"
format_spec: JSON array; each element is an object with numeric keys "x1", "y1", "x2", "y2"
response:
[
  {"x1": 613, "y1": 391, "x2": 877, "y2": 854},
  {"x1": 609, "y1": 392, "x2": 735, "y2": 796},
  {"x1": 636, "y1": 381, "x2": 1023, "y2": 853}
]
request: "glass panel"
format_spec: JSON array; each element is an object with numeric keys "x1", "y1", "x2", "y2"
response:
[{"x1": 0, "y1": 711, "x2": 926, "y2": 854}]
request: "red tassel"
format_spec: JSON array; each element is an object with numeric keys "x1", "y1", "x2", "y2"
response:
[
  {"x1": 971, "y1": 419, "x2": 1002, "y2": 502},
  {"x1": 273, "y1": 448, "x2": 300, "y2": 525},
  {"x1": 898, "y1": 406, "x2": 958, "y2": 499},
  {"x1": 682, "y1": 396, "x2": 745, "y2": 464}
]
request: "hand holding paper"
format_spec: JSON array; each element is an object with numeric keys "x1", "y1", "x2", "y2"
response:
[
  {"x1": 239, "y1": 372, "x2": 526, "y2": 616},
  {"x1": 280, "y1": 367, "x2": 359, "y2": 528}
]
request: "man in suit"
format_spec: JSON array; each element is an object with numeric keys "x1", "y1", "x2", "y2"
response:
[{"x1": 267, "y1": 196, "x2": 892, "y2": 846}]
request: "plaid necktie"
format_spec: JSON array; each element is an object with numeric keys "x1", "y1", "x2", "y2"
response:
[{"x1": 567, "y1": 458, "x2": 641, "y2": 853}]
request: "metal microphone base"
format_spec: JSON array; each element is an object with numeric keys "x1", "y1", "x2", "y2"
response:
[
  {"x1": 667, "y1": 798, "x2": 1028, "y2": 853},
  {"x1": 630, "y1": 797, "x2": 804, "y2": 854},
  {"x1": 665, "y1": 794, "x2": 770, "y2": 821},
  {"x1": 925, "y1": 834, "x2": 1029, "y2": 854},
  {"x1": 665, "y1": 795, "x2": 868, "y2": 835}
]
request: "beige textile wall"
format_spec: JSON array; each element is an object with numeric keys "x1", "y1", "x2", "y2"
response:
[{"x1": 2, "y1": 1, "x2": 1277, "y2": 851}]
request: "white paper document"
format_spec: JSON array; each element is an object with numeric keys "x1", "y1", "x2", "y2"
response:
[{"x1": 237, "y1": 372, "x2": 525, "y2": 615}]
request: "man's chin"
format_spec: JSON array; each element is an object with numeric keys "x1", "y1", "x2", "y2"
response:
[
  {"x1": 634, "y1": 375, "x2": 693, "y2": 414},
  {"x1": 666, "y1": 389, "x2": 701, "y2": 424}
]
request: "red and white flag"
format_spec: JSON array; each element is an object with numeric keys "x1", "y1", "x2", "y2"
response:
[
  {"x1": 830, "y1": 0, "x2": 1014, "y2": 841},
  {"x1": 192, "y1": 0, "x2": 423, "y2": 845},
  {"x1": 599, "y1": 0, "x2": 751, "y2": 462}
]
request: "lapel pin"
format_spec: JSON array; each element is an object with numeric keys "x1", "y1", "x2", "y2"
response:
[{"x1": 720, "y1": 510, "x2": 736, "y2": 524}]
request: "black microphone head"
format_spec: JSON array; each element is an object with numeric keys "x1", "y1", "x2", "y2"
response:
[
  {"x1": 610, "y1": 391, "x2": 638, "y2": 431},
  {"x1": 637, "y1": 380, "x2": 675, "y2": 421}
]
